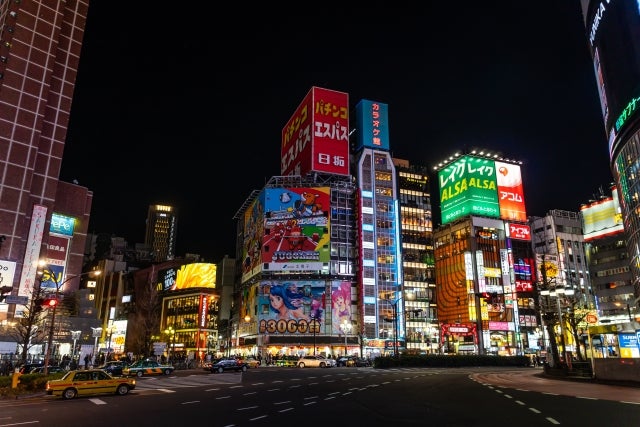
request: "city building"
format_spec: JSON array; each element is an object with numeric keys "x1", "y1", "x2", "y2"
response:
[
  {"x1": 580, "y1": 185, "x2": 636, "y2": 323},
  {"x1": 580, "y1": 2, "x2": 640, "y2": 304},
  {"x1": 433, "y1": 150, "x2": 529, "y2": 355},
  {"x1": 145, "y1": 204, "x2": 178, "y2": 262},
  {"x1": 0, "y1": 1, "x2": 92, "y2": 323},
  {"x1": 530, "y1": 209, "x2": 595, "y2": 363},
  {"x1": 393, "y1": 158, "x2": 438, "y2": 354}
]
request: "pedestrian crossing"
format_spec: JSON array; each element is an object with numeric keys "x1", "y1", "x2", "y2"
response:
[{"x1": 133, "y1": 372, "x2": 242, "y2": 391}]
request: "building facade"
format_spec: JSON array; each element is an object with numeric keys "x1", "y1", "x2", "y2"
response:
[
  {"x1": 393, "y1": 158, "x2": 438, "y2": 354},
  {"x1": 0, "y1": 1, "x2": 92, "y2": 321},
  {"x1": 581, "y1": 1, "x2": 640, "y2": 303}
]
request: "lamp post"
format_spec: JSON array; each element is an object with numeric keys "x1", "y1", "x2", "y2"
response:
[
  {"x1": 310, "y1": 312, "x2": 317, "y2": 355},
  {"x1": 164, "y1": 326, "x2": 176, "y2": 362},
  {"x1": 40, "y1": 264, "x2": 101, "y2": 375},
  {"x1": 91, "y1": 327, "x2": 102, "y2": 364},
  {"x1": 340, "y1": 319, "x2": 352, "y2": 356},
  {"x1": 70, "y1": 330, "x2": 81, "y2": 367},
  {"x1": 106, "y1": 323, "x2": 117, "y2": 361}
]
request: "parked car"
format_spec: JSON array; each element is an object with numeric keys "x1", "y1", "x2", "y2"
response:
[
  {"x1": 353, "y1": 357, "x2": 372, "y2": 367},
  {"x1": 242, "y1": 356, "x2": 261, "y2": 368},
  {"x1": 30, "y1": 366, "x2": 66, "y2": 374},
  {"x1": 46, "y1": 369, "x2": 136, "y2": 400},
  {"x1": 96, "y1": 360, "x2": 128, "y2": 376},
  {"x1": 208, "y1": 358, "x2": 248, "y2": 373},
  {"x1": 336, "y1": 356, "x2": 357, "y2": 367},
  {"x1": 122, "y1": 359, "x2": 174, "y2": 377},
  {"x1": 18, "y1": 363, "x2": 43, "y2": 374},
  {"x1": 296, "y1": 355, "x2": 336, "y2": 368},
  {"x1": 274, "y1": 355, "x2": 299, "y2": 367}
]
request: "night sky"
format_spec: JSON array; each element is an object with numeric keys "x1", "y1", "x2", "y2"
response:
[{"x1": 60, "y1": 2, "x2": 611, "y2": 263}]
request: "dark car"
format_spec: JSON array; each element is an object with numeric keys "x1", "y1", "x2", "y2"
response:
[
  {"x1": 30, "y1": 366, "x2": 66, "y2": 374},
  {"x1": 336, "y1": 356, "x2": 356, "y2": 367},
  {"x1": 18, "y1": 363, "x2": 43, "y2": 374},
  {"x1": 97, "y1": 360, "x2": 128, "y2": 376},
  {"x1": 208, "y1": 358, "x2": 248, "y2": 373},
  {"x1": 354, "y1": 357, "x2": 372, "y2": 367}
]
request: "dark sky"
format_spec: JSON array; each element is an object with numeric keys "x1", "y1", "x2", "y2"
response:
[{"x1": 60, "y1": 1, "x2": 611, "y2": 263}]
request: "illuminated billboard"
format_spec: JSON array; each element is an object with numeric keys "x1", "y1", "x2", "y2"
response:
[
  {"x1": 49, "y1": 213, "x2": 76, "y2": 237},
  {"x1": 262, "y1": 187, "x2": 330, "y2": 273},
  {"x1": 438, "y1": 155, "x2": 500, "y2": 224},
  {"x1": 495, "y1": 161, "x2": 527, "y2": 221},
  {"x1": 582, "y1": 1, "x2": 640, "y2": 159},
  {"x1": 581, "y1": 186, "x2": 624, "y2": 241},
  {"x1": 354, "y1": 99, "x2": 390, "y2": 151},
  {"x1": 241, "y1": 197, "x2": 265, "y2": 283},
  {"x1": 257, "y1": 280, "x2": 326, "y2": 335},
  {"x1": 281, "y1": 86, "x2": 349, "y2": 176},
  {"x1": 165, "y1": 263, "x2": 217, "y2": 290}
]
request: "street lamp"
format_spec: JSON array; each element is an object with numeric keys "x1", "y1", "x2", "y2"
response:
[
  {"x1": 164, "y1": 326, "x2": 176, "y2": 362},
  {"x1": 91, "y1": 327, "x2": 102, "y2": 363},
  {"x1": 70, "y1": 330, "x2": 81, "y2": 366},
  {"x1": 40, "y1": 264, "x2": 101, "y2": 375},
  {"x1": 340, "y1": 319, "x2": 352, "y2": 356},
  {"x1": 310, "y1": 312, "x2": 318, "y2": 355},
  {"x1": 106, "y1": 323, "x2": 117, "y2": 361}
]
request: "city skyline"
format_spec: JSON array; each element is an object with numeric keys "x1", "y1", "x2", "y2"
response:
[{"x1": 60, "y1": 2, "x2": 611, "y2": 262}]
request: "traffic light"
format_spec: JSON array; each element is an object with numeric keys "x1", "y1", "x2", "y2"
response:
[
  {"x1": 42, "y1": 297, "x2": 58, "y2": 308},
  {"x1": 479, "y1": 292, "x2": 492, "y2": 303}
]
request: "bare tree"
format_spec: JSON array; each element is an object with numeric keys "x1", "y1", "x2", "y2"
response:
[{"x1": 7, "y1": 283, "x2": 49, "y2": 364}]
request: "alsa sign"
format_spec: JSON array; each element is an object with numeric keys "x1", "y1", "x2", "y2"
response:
[{"x1": 508, "y1": 223, "x2": 530, "y2": 241}]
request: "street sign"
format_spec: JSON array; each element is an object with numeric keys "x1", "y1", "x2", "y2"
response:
[
  {"x1": 586, "y1": 313, "x2": 598, "y2": 324},
  {"x1": 5, "y1": 295, "x2": 29, "y2": 305}
]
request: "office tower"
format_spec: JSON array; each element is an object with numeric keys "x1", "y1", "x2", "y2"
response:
[
  {"x1": 580, "y1": 185, "x2": 636, "y2": 323},
  {"x1": 353, "y1": 99, "x2": 404, "y2": 357},
  {"x1": 0, "y1": 1, "x2": 92, "y2": 317},
  {"x1": 580, "y1": 2, "x2": 640, "y2": 300},
  {"x1": 393, "y1": 158, "x2": 438, "y2": 354},
  {"x1": 145, "y1": 204, "x2": 178, "y2": 262},
  {"x1": 433, "y1": 151, "x2": 530, "y2": 355}
]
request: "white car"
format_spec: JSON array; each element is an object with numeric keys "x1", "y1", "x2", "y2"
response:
[{"x1": 296, "y1": 355, "x2": 336, "y2": 368}]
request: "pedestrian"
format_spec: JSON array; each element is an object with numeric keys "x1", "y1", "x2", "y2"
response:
[{"x1": 84, "y1": 354, "x2": 90, "y2": 369}]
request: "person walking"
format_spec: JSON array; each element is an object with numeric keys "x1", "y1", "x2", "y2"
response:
[{"x1": 84, "y1": 354, "x2": 90, "y2": 370}]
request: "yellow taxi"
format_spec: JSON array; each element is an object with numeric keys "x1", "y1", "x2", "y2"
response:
[
  {"x1": 46, "y1": 369, "x2": 136, "y2": 399},
  {"x1": 122, "y1": 359, "x2": 175, "y2": 377}
]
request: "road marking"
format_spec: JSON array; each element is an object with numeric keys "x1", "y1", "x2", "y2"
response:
[
  {"x1": 89, "y1": 398, "x2": 107, "y2": 405},
  {"x1": 157, "y1": 389, "x2": 175, "y2": 393}
]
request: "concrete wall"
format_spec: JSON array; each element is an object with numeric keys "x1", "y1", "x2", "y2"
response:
[{"x1": 593, "y1": 358, "x2": 640, "y2": 384}]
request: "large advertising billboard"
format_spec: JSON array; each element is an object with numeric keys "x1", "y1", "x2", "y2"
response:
[
  {"x1": 281, "y1": 87, "x2": 349, "y2": 176},
  {"x1": 262, "y1": 187, "x2": 330, "y2": 273},
  {"x1": 258, "y1": 280, "x2": 326, "y2": 335},
  {"x1": 581, "y1": 186, "x2": 624, "y2": 241},
  {"x1": 438, "y1": 155, "x2": 500, "y2": 224},
  {"x1": 495, "y1": 161, "x2": 527, "y2": 221},
  {"x1": 241, "y1": 197, "x2": 265, "y2": 283},
  {"x1": 163, "y1": 263, "x2": 217, "y2": 290},
  {"x1": 354, "y1": 99, "x2": 390, "y2": 151},
  {"x1": 582, "y1": 1, "x2": 640, "y2": 159}
]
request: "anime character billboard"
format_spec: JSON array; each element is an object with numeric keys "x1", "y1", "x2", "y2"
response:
[
  {"x1": 262, "y1": 187, "x2": 330, "y2": 273},
  {"x1": 258, "y1": 280, "x2": 325, "y2": 335},
  {"x1": 331, "y1": 281, "x2": 352, "y2": 334},
  {"x1": 241, "y1": 197, "x2": 265, "y2": 283}
]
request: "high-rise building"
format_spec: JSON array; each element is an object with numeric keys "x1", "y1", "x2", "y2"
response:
[
  {"x1": 393, "y1": 158, "x2": 438, "y2": 354},
  {"x1": 580, "y1": 185, "x2": 636, "y2": 323},
  {"x1": 145, "y1": 204, "x2": 178, "y2": 262},
  {"x1": 0, "y1": 1, "x2": 92, "y2": 319},
  {"x1": 580, "y1": 2, "x2": 640, "y2": 302},
  {"x1": 433, "y1": 150, "x2": 529, "y2": 355}
]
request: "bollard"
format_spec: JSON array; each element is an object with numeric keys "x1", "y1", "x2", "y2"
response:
[{"x1": 11, "y1": 371, "x2": 22, "y2": 389}]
